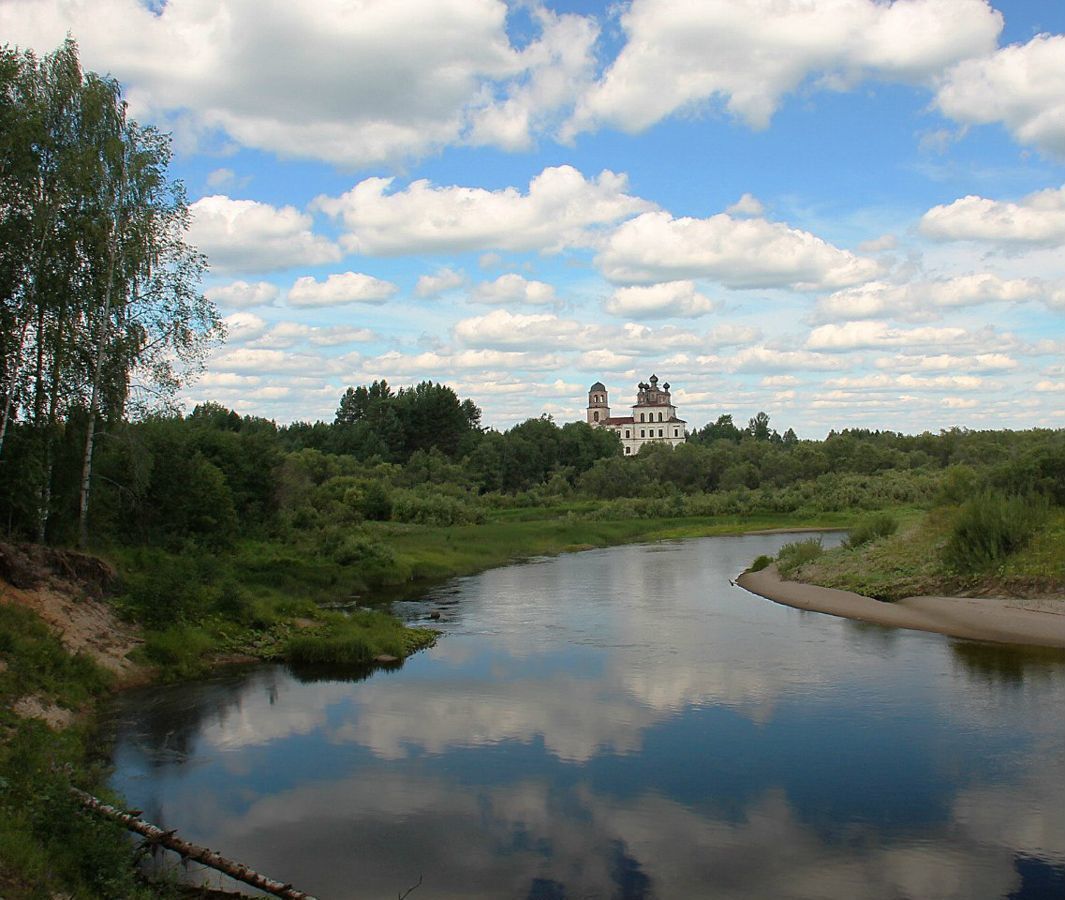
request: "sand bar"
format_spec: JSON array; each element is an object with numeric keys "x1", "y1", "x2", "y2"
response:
[{"x1": 736, "y1": 566, "x2": 1065, "y2": 649}]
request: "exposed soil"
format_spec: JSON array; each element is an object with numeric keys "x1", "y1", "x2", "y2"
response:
[{"x1": 0, "y1": 541, "x2": 147, "y2": 686}]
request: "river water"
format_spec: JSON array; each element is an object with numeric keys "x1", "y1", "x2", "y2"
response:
[{"x1": 105, "y1": 533, "x2": 1065, "y2": 899}]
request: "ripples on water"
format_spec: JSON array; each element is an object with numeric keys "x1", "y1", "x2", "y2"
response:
[{"x1": 106, "y1": 533, "x2": 1065, "y2": 898}]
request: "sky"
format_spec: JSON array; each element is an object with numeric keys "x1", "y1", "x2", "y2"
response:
[{"x1": 3, "y1": 0, "x2": 1065, "y2": 437}]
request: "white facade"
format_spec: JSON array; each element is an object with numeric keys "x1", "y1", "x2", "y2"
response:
[{"x1": 587, "y1": 375, "x2": 687, "y2": 455}]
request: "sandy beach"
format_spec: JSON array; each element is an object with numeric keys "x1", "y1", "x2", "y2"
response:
[{"x1": 736, "y1": 566, "x2": 1065, "y2": 649}]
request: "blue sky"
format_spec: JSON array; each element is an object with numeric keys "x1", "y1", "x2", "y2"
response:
[{"x1": 4, "y1": 0, "x2": 1065, "y2": 436}]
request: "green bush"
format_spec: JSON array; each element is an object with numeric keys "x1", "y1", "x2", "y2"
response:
[
  {"x1": 843, "y1": 512, "x2": 898, "y2": 549},
  {"x1": 140, "y1": 625, "x2": 216, "y2": 678},
  {"x1": 748, "y1": 554, "x2": 774, "y2": 572},
  {"x1": 776, "y1": 538, "x2": 823, "y2": 578},
  {"x1": 943, "y1": 491, "x2": 1048, "y2": 574}
]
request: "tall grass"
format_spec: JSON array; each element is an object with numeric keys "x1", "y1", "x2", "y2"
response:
[
  {"x1": 776, "y1": 538, "x2": 824, "y2": 578},
  {"x1": 943, "y1": 491, "x2": 1048, "y2": 574},
  {"x1": 843, "y1": 512, "x2": 898, "y2": 549}
]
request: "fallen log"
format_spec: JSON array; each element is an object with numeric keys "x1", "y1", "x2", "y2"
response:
[{"x1": 71, "y1": 788, "x2": 317, "y2": 900}]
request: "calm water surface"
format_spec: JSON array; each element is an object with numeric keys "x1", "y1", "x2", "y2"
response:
[{"x1": 106, "y1": 534, "x2": 1065, "y2": 898}]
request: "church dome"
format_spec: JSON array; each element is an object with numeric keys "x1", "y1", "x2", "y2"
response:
[{"x1": 589, "y1": 381, "x2": 606, "y2": 392}]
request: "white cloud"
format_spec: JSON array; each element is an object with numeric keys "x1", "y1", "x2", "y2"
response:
[
  {"x1": 0, "y1": 0, "x2": 604, "y2": 165},
  {"x1": 604, "y1": 281, "x2": 717, "y2": 318},
  {"x1": 360, "y1": 349, "x2": 566, "y2": 380},
  {"x1": 936, "y1": 34, "x2": 1065, "y2": 159},
  {"x1": 204, "y1": 280, "x2": 280, "y2": 309},
  {"x1": 699, "y1": 347, "x2": 847, "y2": 373},
  {"x1": 920, "y1": 185, "x2": 1065, "y2": 244},
  {"x1": 472, "y1": 274, "x2": 557, "y2": 306},
  {"x1": 806, "y1": 321, "x2": 982, "y2": 352},
  {"x1": 415, "y1": 268, "x2": 465, "y2": 298},
  {"x1": 286, "y1": 272, "x2": 398, "y2": 308},
  {"x1": 206, "y1": 168, "x2": 236, "y2": 188},
  {"x1": 874, "y1": 353, "x2": 1017, "y2": 373},
  {"x1": 598, "y1": 211, "x2": 879, "y2": 289},
  {"x1": 726, "y1": 194, "x2": 765, "y2": 217},
  {"x1": 223, "y1": 311, "x2": 268, "y2": 342},
  {"x1": 579, "y1": 349, "x2": 638, "y2": 371},
  {"x1": 566, "y1": 0, "x2": 1001, "y2": 136},
  {"x1": 249, "y1": 322, "x2": 376, "y2": 349},
  {"x1": 467, "y1": 6, "x2": 599, "y2": 151},
  {"x1": 453, "y1": 309, "x2": 599, "y2": 350},
  {"x1": 761, "y1": 375, "x2": 800, "y2": 387},
  {"x1": 816, "y1": 275, "x2": 1046, "y2": 320},
  {"x1": 826, "y1": 373, "x2": 984, "y2": 391},
  {"x1": 188, "y1": 195, "x2": 340, "y2": 274},
  {"x1": 315, "y1": 166, "x2": 655, "y2": 256},
  {"x1": 857, "y1": 234, "x2": 898, "y2": 253}
]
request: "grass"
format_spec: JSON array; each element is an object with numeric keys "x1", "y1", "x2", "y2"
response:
[
  {"x1": 375, "y1": 509, "x2": 856, "y2": 587},
  {"x1": 0, "y1": 605, "x2": 166, "y2": 900},
  {"x1": 285, "y1": 609, "x2": 436, "y2": 666},
  {"x1": 783, "y1": 505, "x2": 1065, "y2": 602}
]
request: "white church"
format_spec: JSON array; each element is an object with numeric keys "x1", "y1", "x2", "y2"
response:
[{"x1": 586, "y1": 375, "x2": 687, "y2": 455}]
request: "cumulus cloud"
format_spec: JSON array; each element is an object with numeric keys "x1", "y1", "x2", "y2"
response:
[
  {"x1": 415, "y1": 268, "x2": 465, "y2": 298},
  {"x1": 453, "y1": 309, "x2": 599, "y2": 350},
  {"x1": 920, "y1": 185, "x2": 1065, "y2": 245},
  {"x1": 806, "y1": 321, "x2": 988, "y2": 352},
  {"x1": 314, "y1": 166, "x2": 655, "y2": 256},
  {"x1": 467, "y1": 6, "x2": 599, "y2": 151},
  {"x1": 223, "y1": 311, "x2": 268, "y2": 343},
  {"x1": 286, "y1": 272, "x2": 398, "y2": 308},
  {"x1": 604, "y1": 281, "x2": 717, "y2": 318},
  {"x1": 249, "y1": 323, "x2": 376, "y2": 349},
  {"x1": 826, "y1": 373, "x2": 984, "y2": 390},
  {"x1": 698, "y1": 347, "x2": 846, "y2": 373},
  {"x1": 204, "y1": 280, "x2": 281, "y2": 309},
  {"x1": 566, "y1": 0, "x2": 1001, "y2": 136},
  {"x1": 816, "y1": 275, "x2": 1047, "y2": 320},
  {"x1": 873, "y1": 353, "x2": 1017, "y2": 373},
  {"x1": 858, "y1": 234, "x2": 899, "y2": 252},
  {"x1": 597, "y1": 211, "x2": 879, "y2": 289},
  {"x1": 188, "y1": 195, "x2": 340, "y2": 274},
  {"x1": 936, "y1": 34, "x2": 1065, "y2": 159},
  {"x1": 726, "y1": 194, "x2": 765, "y2": 217},
  {"x1": 472, "y1": 274, "x2": 557, "y2": 306},
  {"x1": 0, "y1": 0, "x2": 605, "y2": 165}
]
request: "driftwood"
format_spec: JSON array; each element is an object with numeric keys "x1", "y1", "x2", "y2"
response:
[{"x1": 71, "y1": 788, "x2": 317, "y2": 900}]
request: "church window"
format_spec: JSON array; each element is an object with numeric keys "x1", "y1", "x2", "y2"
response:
[
  {"x1": 658, "y1": 412, "x2": 663, "y2": 421},
  {"x1": 625, "y1": 430, "x2": 630, "y2": 438},
  {"x1": 673, "y1": 429, "x2": 678, "y2": 437},
  {"x1": 640, "y1": 429, "x2": 645, "y2": 438},
  {"x1": 625, "y1": 446, "x2": 631, "y2": 454},
  {"x1": 593, "y1": 411, "x2": 599, "y2": 422},
  {"x1": 658, "y1": 429, "x2": 663, "y2": 437}
]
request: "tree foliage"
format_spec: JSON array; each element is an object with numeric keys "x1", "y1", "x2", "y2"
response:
[{"x1": 0, "y1": 40, "x2": 222, "y2": 543}]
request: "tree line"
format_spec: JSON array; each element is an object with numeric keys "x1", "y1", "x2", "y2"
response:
[{"x1": 0, "y1": 40, "x2": 222, "y2": 546}]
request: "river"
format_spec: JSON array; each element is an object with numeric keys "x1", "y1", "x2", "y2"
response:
[{"x1": 105, "y1": 533, "x2": 1065, "y2": 899}]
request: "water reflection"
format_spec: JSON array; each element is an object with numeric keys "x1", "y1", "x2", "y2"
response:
[{"x1": 106, "y1": 534, "x2": 1065, "y2": 899}]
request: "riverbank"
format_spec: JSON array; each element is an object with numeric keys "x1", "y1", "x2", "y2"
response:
[{"x1": 736, "y1": 565, "x2": 1065, "y2": 648}]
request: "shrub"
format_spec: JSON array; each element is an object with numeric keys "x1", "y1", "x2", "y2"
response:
[
  {"x1": 776, "y1": 538, "x2": 823, "y2": 578},
  {"x1": 843, "y1": 512, "x2": 898, "y2": 549},
  {"x1": 943, "y1": 491, "x2": 1048, "y2": 574},
  {"x1": 748, "y1": 554, "x2": 774, "y2": 572}
]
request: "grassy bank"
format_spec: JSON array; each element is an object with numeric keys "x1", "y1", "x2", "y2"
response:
[
  {"x1": 0, "y1": 605, "x2": 168, "y2": 899},
  {"x1": 762, "y1": 505, "x2": 1065, "y2": 602}
]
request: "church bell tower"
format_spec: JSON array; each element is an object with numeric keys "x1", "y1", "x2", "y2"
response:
[{"x1": 587, "y1": 381, "x2": 610, "y2": 425}]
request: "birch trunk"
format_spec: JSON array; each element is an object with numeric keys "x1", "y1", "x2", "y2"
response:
[{"x1": 71, "y1": 789, "x2": 318, "y2": 900}]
